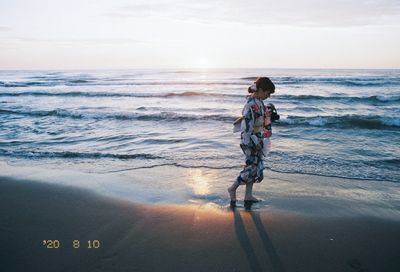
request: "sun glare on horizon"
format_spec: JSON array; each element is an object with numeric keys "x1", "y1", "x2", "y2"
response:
[{"x1": 192, "y1": 57, "x2": 213, "y2": 69}]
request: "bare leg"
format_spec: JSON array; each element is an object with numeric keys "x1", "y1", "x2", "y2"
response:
[
  {"x1": 244, "y1": 182, "x2": 259, "y2": 202},
  {"x1": 228, "y1": 179, "x2": 240, "y2": 201}
]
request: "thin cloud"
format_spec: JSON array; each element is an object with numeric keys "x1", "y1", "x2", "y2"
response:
[
  {"x1": 5, "y1": 36, "x2": 151, "y2": 44},
  {"x1": 0, "y1": 26, "x2": 13, "y2": 31},
  {"x1": 105, "y1": 0, "x2": 400, "y2": 27}
]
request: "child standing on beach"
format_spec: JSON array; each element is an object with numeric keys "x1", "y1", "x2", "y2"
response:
[{"x1": 228, "y1": 77, "x2": 276, "y2": 207}]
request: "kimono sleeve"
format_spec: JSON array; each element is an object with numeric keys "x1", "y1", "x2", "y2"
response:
[{"x1": 240, "y1": 103, "x2": 255, "y2": 148}]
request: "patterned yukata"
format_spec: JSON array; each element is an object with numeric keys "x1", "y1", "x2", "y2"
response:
[{"x1": 237, "y1": 96, "x2": 273, "y2": 184}]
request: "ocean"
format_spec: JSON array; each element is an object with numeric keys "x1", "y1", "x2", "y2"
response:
[{"x1": 1, "y1": 68, "x2": 399, "y2": 184}]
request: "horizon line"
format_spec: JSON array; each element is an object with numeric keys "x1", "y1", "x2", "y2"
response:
[{"x1": 1, "y1": 67, "x2": 400, "y2": 71}]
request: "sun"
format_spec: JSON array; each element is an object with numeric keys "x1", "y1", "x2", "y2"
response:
[{"x1": 193, "y1": 57, "x2": 212, "y2": 69}]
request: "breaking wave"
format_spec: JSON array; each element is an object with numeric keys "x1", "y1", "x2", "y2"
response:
[
  {"x1": 280, "y1": 115, "x2": 400, "y2": 129},
  {"x1": 0, "y1": 149, "x2": 161, "y2": 160}
]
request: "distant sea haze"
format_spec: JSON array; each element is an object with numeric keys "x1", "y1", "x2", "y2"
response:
[{"x1": 0, "y1": 69, "x2": 399, "y2": 182}]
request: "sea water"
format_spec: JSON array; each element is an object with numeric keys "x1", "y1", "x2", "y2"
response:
[{"x1": 1, "y1": 69, "x2": 399, "y2": 183}]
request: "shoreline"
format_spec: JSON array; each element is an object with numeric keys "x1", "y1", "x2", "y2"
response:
[
  {"x1": 1, "y1": 161, "x2": 399, "y2": 219},
  {"x1": 1, "y1": 176, "x2": 400, "y2": 271}
]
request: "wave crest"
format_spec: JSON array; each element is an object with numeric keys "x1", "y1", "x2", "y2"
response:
[
  {"x1": 0, "y1": 91, "x2": 242, "y2": 99},
  {"x1": 0, "y1": 108, "x2": 235, "y2": 122},
  {"x1": 280, "y1": 115, "x2": 400, "y2": 129},
  {"x1": 0, "y1": 149, "x2": 161, "y2": 160}
]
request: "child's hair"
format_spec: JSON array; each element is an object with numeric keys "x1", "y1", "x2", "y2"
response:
[{"x1": 248, "y1": 77, "x2": 275, "y2": 94}]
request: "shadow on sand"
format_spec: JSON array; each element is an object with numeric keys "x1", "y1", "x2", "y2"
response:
[{"x1": 232, "y1": 203, "x2": 286, "y2": 272}]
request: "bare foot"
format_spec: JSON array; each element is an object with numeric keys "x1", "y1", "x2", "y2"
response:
[
  {"x1": 227, "y1": 187, "x2": 237, "y2": 201},
  {"x1": 244, "y1": 196, "x2": 259, "y2": 202}
]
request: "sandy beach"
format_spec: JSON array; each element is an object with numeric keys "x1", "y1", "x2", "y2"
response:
[
  {"x1": 1, "y1": 0, "x2": 400, "y2": 270},
  {"x1": 1, "y1": 173, "x2": 400, "y2": 272}
]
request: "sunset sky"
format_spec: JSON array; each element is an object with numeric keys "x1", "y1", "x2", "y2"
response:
[{"x1": 1, "y1": 0, "x2": 399, "y2": 69}]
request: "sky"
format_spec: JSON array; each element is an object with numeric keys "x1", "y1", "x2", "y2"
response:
[{"x1": 0, "y1": 0, "x2": 399, "y2": 69}]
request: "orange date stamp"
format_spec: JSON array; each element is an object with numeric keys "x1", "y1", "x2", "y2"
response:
[{"x1": 42, "y1": 240, "x2": 101, "y2": 249}]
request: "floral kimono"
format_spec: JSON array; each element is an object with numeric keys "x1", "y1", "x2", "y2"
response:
[{"x1": 237, "y1": 96, "x2": 273, "y2": 184}]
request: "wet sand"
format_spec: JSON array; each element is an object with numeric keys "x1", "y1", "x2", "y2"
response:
[{"x1": 1, "y1": 177, "x2": 400, "y2": 272}]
